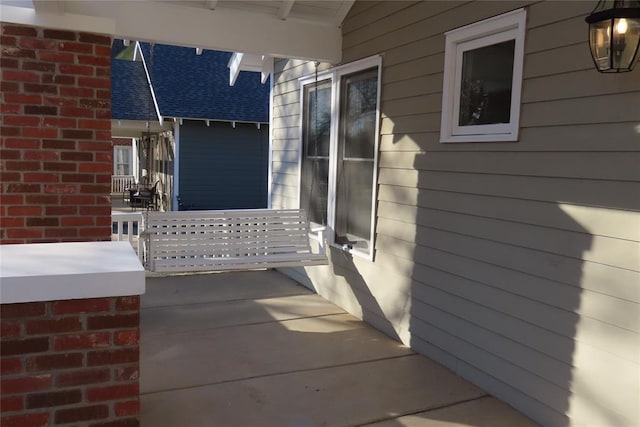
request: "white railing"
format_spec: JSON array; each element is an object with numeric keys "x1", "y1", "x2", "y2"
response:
[
  {"x1": 112, "y1": 212, "x2": 144, "y2": 262},
  {"x1": 112, "y1": 175, "x2": 135, "y2": 193}
]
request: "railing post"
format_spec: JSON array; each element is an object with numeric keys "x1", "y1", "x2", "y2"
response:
[
  {"x1": 310, "y1": 226, "x2": 326, "y2": 256},
  {"x1": 111, "y1": 212, "x2": 144, "y2": 262},
  {"x1": 141, "y1": 213, "x2": 147, "y2": 267}
]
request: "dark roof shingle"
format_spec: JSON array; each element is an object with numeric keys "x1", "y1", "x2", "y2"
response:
[
  {"x1": 139, "y1": 43, "x2": 269, "y2": 123},
  {"x1": 111, "y1": 59, "x2": 155, "y2": 121}
]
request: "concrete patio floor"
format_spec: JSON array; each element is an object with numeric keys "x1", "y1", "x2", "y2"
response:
[{"x1": 140, "y1": 270, "x2": 538, "y2": 427}]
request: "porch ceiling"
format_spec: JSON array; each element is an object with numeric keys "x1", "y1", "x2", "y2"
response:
[{"x1": 0, "y1": 0, "x2": 353, "y2": 63}]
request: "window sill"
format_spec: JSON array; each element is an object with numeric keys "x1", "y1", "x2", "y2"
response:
[
  {"x1": 329, "y1": 242, "x2": 374, "y2": 262},
  {"x1": 440, "y1": 132, "x2": 519, "y2": 143}
]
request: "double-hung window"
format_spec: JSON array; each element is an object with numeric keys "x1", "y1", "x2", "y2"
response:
[{"x1": 299, "y1": 56, "x2": 382, "y2": 260}]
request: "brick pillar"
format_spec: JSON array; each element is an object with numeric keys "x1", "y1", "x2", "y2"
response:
[
  {"x1": 0, "y1": 23, "x2": 112, "y2": 244},
  {"x1": 0, "y1": 22, "x2": 141, "y2": 427},
  {"x1": 1, "y1": 296, "x2": 140, "y2": 427}
]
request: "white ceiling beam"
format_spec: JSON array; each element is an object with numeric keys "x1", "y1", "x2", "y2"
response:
[
  {"x1": 2, "y1": 1, "x2": 342, "y2": 63},
  {"x1": 228, "y1": 53, "x2": 273, "y2": 85},
  {"x1": 233, "y1": 54, "x2": 265, "y2": 73},
  {"x1": 76, "y1": 1, "x2": 340, "y2": 62},
  {"x1": 228, "y1": 52, "x2": 244, "y2": 86},
  {"x1": 32, "y1": 0, "x2": 65, "y2": 15},
  {"x1": 278, "y1": 0, "x2": 295, "y2": 20},
  {"x1": 335, "y1": 0, "x2": 355, "y2": 27},
  {"x1": 0, "y1": 4, "x2": 115, "y2": 35},
  {"x1": 206, "y1": 0, "x2": 218, "y2": 10},
  {"x1": 261, "y1": 56, "x2": 273, "y2": 84}
]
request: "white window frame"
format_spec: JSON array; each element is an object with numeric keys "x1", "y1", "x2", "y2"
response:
[
  {"x1": 113, "y1": 145, "x2": 133, "y2": 176},
  {"x1": 440, "y1": 8, "x2": 527, "y2": 143},
  {"x1": 298, "y1": 55, "x2": 382, "y2": 261},
  {"x1": 298, "y1": 76, "x2": 332, "y2": 226}
]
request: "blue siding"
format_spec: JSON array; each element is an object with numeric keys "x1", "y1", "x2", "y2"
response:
[{"x1": 178, "y1": 120, "x2": 268, "y2": 210}]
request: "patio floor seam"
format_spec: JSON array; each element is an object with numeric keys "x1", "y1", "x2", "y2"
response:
[
  {"x1": 140, "y1": 292, "x2": 322, "y2": 310},
  {"x1": 140, "y1": 353, "x2": 418, "y2": 397},
  {"x1": 143, "y1": 269, "x2": 299, "y2": 279},
  {"x1": 141, "y1": 311, "x2": 349, "y2": 338},
  {"x1": 359, "y1": 394, "x2": 492, "y2": 426}
]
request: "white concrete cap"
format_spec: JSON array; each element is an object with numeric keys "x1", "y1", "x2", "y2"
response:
[{"x1": 0, "y1": 241, "x2": 145, "y2": 304}]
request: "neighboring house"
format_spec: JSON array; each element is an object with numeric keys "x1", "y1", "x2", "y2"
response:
[
  {"x1": 111, "y1": 48, "x2": 171, "y2": 205},
  {"x1": 111, "y1": 40, "x2": 270, "y2": 211},
  {"x1": 268, "y1": 2, "x2": 640, "y2": 427}
]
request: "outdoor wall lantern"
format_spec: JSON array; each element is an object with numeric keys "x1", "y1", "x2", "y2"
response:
[{"x1": 585, "y1": 0, "x2": 640, "y2": 72}]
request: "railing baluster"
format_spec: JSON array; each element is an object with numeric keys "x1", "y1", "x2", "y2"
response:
[
  {"x1": 111, "y1": 175, "x2": 135, "y2": 193},
  {"x1": 112, "y1": 212, "x2": 145, "y2": 262}
]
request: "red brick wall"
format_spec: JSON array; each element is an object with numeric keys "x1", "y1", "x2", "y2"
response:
[
  {"x1": 0, "y1": 23, "x2": 112, "y2": 244},
  {"x1": 1, "y1": 296, "x2": 140, "y2": 426}
]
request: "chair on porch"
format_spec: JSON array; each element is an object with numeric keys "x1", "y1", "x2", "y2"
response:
[
  {"x1": 122, "y1": 178, "x2": 136, "y2": 205},
  {"x1": 135, "y1": 180, "x2": 159, "y2": 211}
]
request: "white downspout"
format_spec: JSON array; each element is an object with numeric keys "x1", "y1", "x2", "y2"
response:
[
  {"x1": 137, "y1": 42, "x2": 164, "y2": 126},
  {"x1": 267, "y1": 72, "x2": 274, "y2": 209},
  {"x1": 131, "y1": 138, "x2": 139, "y2": 180}
]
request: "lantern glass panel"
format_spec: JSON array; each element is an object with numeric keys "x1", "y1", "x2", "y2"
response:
[
  {"x1": 613, "y1": 17, "x2": 640, "y2": 69},
  {"x1": 590, "y1": 20, "x2": 613, "y2": 70}
]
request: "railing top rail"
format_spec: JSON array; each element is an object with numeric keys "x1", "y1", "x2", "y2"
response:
[{"x1": 112, "y1": 212, "x2": 143, "y2": 221}]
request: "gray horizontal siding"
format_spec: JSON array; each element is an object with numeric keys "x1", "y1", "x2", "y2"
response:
[
  {"x1": 379, "y1": 123, "x2": 640, "y2": 152},
  {"x1": 379, "y1": 151, "x2": 640, "y2": 181},
  {"x1": 376, "y1": 191, "x2": 639, "y2": 242},
  {"x1": 270, "y1": 58, "x2": 332, "y2": 210},
  {"x1": 378, "y1": 169, "x2": 640, "y2": 211},
  {"x1": 375, "y1": 215, "x2": 638, "y2": 306},
  {"x1": 271, "y1": 59, "x2": 300, "y2": 210},
  {"x1": 271, "y1": 1, "x2": 640, "y2": 426},
  {"x1": 374, "y1": 232, "x2": 638, "y2": 330}
]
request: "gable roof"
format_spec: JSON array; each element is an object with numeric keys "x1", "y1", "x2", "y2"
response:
[
  {"x1": 138, "y1": 42, "x2": 269, "y2": 123},
  {"x1": 111, "y1": 58, "x2": 156, "y2": 122}
]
